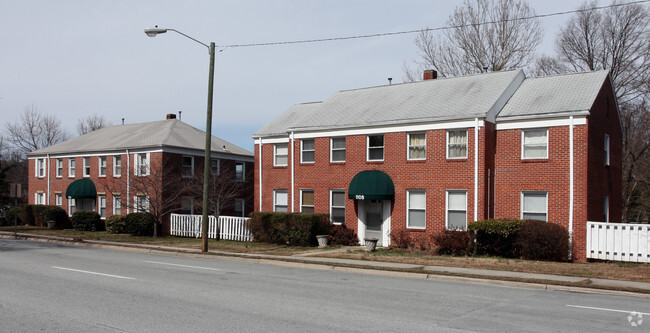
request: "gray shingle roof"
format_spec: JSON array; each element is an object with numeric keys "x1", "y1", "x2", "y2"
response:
[
  {"x1": 28, "y1": 119, "x2": 252, "y2": 157},
  {"x1": 254, "y1": 70, "x2": 525, "y2": 137},
  {"x1": 498, "y1": 70, "x2": 610, "y2": 119}
]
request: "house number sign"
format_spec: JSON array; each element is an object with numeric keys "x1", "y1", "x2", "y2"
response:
[{"x1": 355, "y1": 195, "x2": 365, "y2": 200}]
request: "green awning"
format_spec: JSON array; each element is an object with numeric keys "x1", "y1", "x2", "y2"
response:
[
  {"x1": 66, "y1": 179, "x2": 97, "y2": 199},
  {"x1": 348, "y1": 170, "x2": 395, "y2": 200}
]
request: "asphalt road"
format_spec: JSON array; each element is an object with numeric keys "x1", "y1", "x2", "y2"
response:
[{"x1": 1, "y1": 238, "x2": 648, "y2": 332}]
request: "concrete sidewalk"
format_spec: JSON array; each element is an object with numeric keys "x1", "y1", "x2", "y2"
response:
[{"x1": 3, "y1": 231, "x2": 649, "y2": 297}]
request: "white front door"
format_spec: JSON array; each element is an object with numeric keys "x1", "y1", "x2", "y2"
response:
[
  {"x1": 365, "y1": 200, "x2": 383, "y2": 244},
  {"x1": 358, "y1": 200, "x2": 392, "y2": 247}
]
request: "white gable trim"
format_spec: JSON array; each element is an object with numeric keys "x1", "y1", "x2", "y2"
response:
[
  {"x1": 496, "y1": 117, "x2": 587, "y2": 130},
  {"x1": 291, "y1": 120, "x2": 485, "y2": 140}
]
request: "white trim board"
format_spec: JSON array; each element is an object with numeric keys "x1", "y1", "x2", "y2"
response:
[{"x1": 496, "y1": 117, "x2": 587, "y2": 130}]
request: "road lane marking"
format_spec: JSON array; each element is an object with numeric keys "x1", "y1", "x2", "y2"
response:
[
  {"x1": 52, "y1": 266, "x2": 136, "y2": 280},
  {"x1": 566, "y1": 305, "x2": 650, "y2": 316},
  {"x1": 144, "y1": 260, "x2": 223, "y2": 271}
]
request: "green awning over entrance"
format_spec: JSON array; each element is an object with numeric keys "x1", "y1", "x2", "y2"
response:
[
  {"x1": 348, "y1": 170, "x2": 395, "y2": 200},
  {"x1": 65, "y1": 179, "x2": 97, "y2": 199}
]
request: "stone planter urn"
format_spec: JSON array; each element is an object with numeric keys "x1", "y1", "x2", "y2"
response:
[
  {"x1": 364, "y1": 238, "x2": 378, "y2": 251},
  {"x1": 46, "y1": 220, "x2": 56, "y2": 230},
  {"x1": 316, "y1": 235, "x2": 329, "y2": 248}
]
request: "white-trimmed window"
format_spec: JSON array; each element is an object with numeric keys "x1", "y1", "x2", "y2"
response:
[
  {"x1": 408, "y1": 133, "x2": 426, "y2": 160},
  {"x1": 83, "y1": 157, "x2": 91, "y2": 177},
  {"x1": 522, "y1": 129, "x2": 548, "y2": 159},
  {"x1": 68, "y1": 198, "x2": 76, "y2": 216},
  {"x1": 68, "y1": 158, "x2": 76, "y2": 178},
  {"x1": 521, "y1": 191, "x2": 547, "y2": 221},
  {"x1": 134, "y1": 195, "x2": 150, "y2": 213},
  {"x1": 330, "y1": 137, "x2": 346, "y2": 163},
  {"x1": 604, "y1": 134, "x2": 610, "y2": 166},
  {"x1": 182, "y1": 155, "x2": 194, "y2": 177},
  {"x1": 604, "y1": 195, "x2": 609, "y2": 222},
  {"x1": 35, "y1": 192, "x2": 46, "y2": 205},
  {"x1": 113, "y1": 195, "x2": 121, "y2": 215},
  {"x1": 180, "y1": 196, "x2": 193, "y2": 214},
  {"x1": 55, "y1": 193, "x2": 62, "y2": 206},
  {"x1": 98, "y1": 194, "x2": 106, "y2": 218},
  {"x1": 36, "y1": 158, "x2": 46, "y2": 178},
  {"x1": 447, "y1": 130, "x2": 468, "y2": 159},
  {"x1": 234, "y1": 199, "x2": 245, "y2": 217},
  {"x1": 135, "y1": 153, "x2": 150, "y2": 176},
  {"x1": 235, "y1": 162, "x2": 245, "y2": 182},
  {"x1": 407, "y1": 190, "x2": 426, "y2": 229},
  {"x1": 330, "y1": 190, "x2": 346, "y2": 224},
  {"x1": 98, "y1": 156, "x2": 107, "y2": 177},
  {"x1": 367, "y1": 134, "x2": 384, "y2": 161},
  {"x1": 301, "y1": 139, "x2": 315, "y2": 163},
  {"x1": 211, "y1": 158, "x2": 220, "y2": 175},
  {"x1": 446, "y1": 190, "x2": 467, "y2": 230},
  {"x1": 55, "y1": 159, "x2": 63, "y2": 178},
  {"x1": 113, "y1": 156, "x2": 122, "y2": 177},
  {"x1": 273, "y1": 190, "x2": 288, "y2": 212},
  {"x1": 274, "y1": 143, "x2": 288, "y2": 166},
  {"x1": 300, "y1": 189, "x2": 314, "y2": 213}
]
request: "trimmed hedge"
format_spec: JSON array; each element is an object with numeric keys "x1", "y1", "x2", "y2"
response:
[
  {"x1": 248, "y1": 212, "x2": 331, "y2": 246},
  {"x1": 468, "y1": 219, "x2": 524, "y2": 257},
  {"x1": 329, "y1": 224, "x2": 358, "y2": 246},
  {"x1": 71, "y1": 210, "x2": 103, "y2": 231},
  {"x1": 516, "y1": 220, "x2": 569, "y2": 261},
  {"x1": 124, "y1": 213, "x2": 155, "y2": 236},
  {"x1": 390, "y1": 229, "x2": 414, "y2": 249},
  {"x1": 42, "y1": 206, "x2": 70, "y2": 229},
  {"x1": 106, "y1": 215, "x2": 126, "y2": 234},
  {"x1": 433, "y1": 229, "x2": 472, "y2": 255},
  {"x1": 5, "y1": 205, "x2": 70, "y2": 228}
]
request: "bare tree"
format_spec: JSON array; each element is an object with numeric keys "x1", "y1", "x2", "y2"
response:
[
  {"x1": 621, "y1": 100, "x2": 650, "y2": 222},
  {"x1": 5, "y1": 105, "x2": 68, "y2": 153},
  {"x1": 405, "y1": 0, "x2": 543, "y2": 79},
  {"x1": 77, "y1": 114, "x2": 110, "y2": 135}
]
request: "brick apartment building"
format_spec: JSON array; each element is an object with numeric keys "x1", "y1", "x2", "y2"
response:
[
  {"x1": 27, "y1": 115, "x2": 254, "y2": 233},
  {"x1": 253, "y1": 69, "x2": 621, "y2": 260}
]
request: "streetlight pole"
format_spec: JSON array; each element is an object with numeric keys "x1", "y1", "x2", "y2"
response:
[{"x1": 144, "y1": 26, "x2": 215, "y2": 252}]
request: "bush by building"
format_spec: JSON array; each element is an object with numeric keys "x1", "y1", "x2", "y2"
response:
[
  {"x1": 42, "y1": 206, "x2": 70, "y2": 229},
  {"x1": 248, "y1": 212, "x2": 331, "y2": 246},
  {"x1": 71, "y1": 210, "x2": 103, "y2": 231},
  {"x1": 329, "y1": 224, "x2": 358, "y2": 246},
  {"x1": 105, "y1": 215, "x2": 126, "y2": 234},
  {"x1": 516, "y1": 220, "x2": 570, "y2": 261},
  {"x1": 124, "y1": 213, "x2": 156, "y2": 236},
  {"x1": 468, "y1": 219, "x2": 524, "y2": 257},
  {"x1": 433, "y1": 229, "x2": 472, "y2": 255}
]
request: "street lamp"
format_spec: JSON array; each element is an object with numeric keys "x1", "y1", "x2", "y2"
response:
[{"x1": 144, "y1": 26, "x2": 215, "y2": 252}]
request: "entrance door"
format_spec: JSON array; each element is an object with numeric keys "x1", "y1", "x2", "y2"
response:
[{"x1": 365, "y1": 200, "x2": 383, "y2": 244}]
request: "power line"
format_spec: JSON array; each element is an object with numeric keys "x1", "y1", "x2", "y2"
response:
[{"x1": 217, "y1": 0, "x2": 649, "y2": 49}]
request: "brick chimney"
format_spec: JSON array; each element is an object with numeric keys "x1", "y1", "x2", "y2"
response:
[
  {"x1": 166, "y1": 113, "x2": 176, "y2": 120},
  {"x1": 423, "y1": 69, "x2": 438, "y2": 80}
]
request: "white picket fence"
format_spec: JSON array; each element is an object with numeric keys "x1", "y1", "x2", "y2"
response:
[
  {"x1": 170, "y1": 213, "x2": 253, "y2": 242},
  {"x1": 586, "y1": 221, "x2": 649, "y2": 263}
]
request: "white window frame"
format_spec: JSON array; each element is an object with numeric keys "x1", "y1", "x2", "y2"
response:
[
  {"x1": 55, "y1": 193, "x2": 63, "y2": 206},
  {"x1": 35, "y1": 192, "x2": 46, "y2": 205},
  {"x1": 273, "y1": 189, "x2": 288, "y2": 212},
  {"x1": 55, "y1": 159, "x2": 63, "y2": 178},
  {"x1": 329, "y1": 189, "x2": 346, "y2": 225},
  {"x1": 68, "y1": 198, "x2": 76, "y2": 216},
  {"x1": 274, "y1": 144, "x2": 288, "y2": 167},
  {"x1": 330, "y1": 137, "x2": 346, "y2": 163},
  {"x1": 98, "y1": 194, "x2": 106, "y2": 218},
  {"x1": 446, "y1": 190, "x2": 467, "y2": 230},
  {"x1": 407, "y1": 133, "x2": 427, "y2": 161},
  {"x1": 211, "y1": 158, "x2": 220, "y2": 175},
  {"x1": 446, "y1": 129, "x2": 468, "y2": 159},
  {"x1": 98, "y1": 156, "x2": 107, "y2": 177},
  {"x1": 68, "y1": 158, "x2": 76, "y2": 178},
  {"x1": 604, "y1": 134, "x2": 610, "y2": 166},
  {"x1": 235, "y1": 162, "x2": 245, "y2": 182},
  {"x1": 234, "y1": 199, "x2": 245, "y2": 217},
  {"x1": 181, "y1": 155, "x2": 194, "y2": 178},
  {"x1": 521, "y1": 128, "x2": 549, "y2": 160},
  {"x1": 300, "y1": 139, "x2": 315, "y2": 163},
  {"x1": 367, "y1": 134, "x2": 384, "y2": 162},
  {"x1": 134, "y1": 195, "x2": 150, "y2": 213},
  {"x1": 521, "y1": 191, "x2": 548, "y2": 221},
  {"x1": 135, "y1": 153, "x2": 150, "y2": 176},
  {"x1": 300, "y1": 189, "x2": 314, "y2": 213},
  {"x1": 83, "y1": 157, "x2": 91, "y2": 177},
  {"x1": 113, "y1": 195, "x2": 121, "y2": 215},
  {"x1": 36, "y1": 158, "x2": 46, "y2": 178},
  {"x1": 113, "y1": 156, "x2": 122, "y2": 178},
  {"x1": 407, "y1": 190, "x2": 426, "y2": 229}
]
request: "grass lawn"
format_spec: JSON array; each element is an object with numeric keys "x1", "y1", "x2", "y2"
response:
[{"x1": 2, "y1": 226, "x2": 649, "y2": 283}]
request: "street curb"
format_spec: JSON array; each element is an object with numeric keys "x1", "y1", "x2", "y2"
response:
[{"x1": 2, "y1": 232, "x2": 649, "y2": 298}]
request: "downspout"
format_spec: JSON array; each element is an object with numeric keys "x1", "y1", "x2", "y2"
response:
[
  {"x1": 474, "y1": 118, "x2": 479, "y2": 221},
  {"x1": 126, "y1": 149, "x2": 130, "y2": 214},
  {"x1": 569, "y1": 116, "x2": 574, "y2": 260},
  {"x1": 47, "y1": 154, "x2": 51, "y2": 205},
  {"x1": 290, "y1": 132, "x2": 295, "y2": 212},
  {"x1": 258, "y1": 137, "x2": 263, "y2": 211}
]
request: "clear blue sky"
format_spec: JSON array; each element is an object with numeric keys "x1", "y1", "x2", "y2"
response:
[{"x1": 0, "y1": 0, "x2": 585, "y2": 152}]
